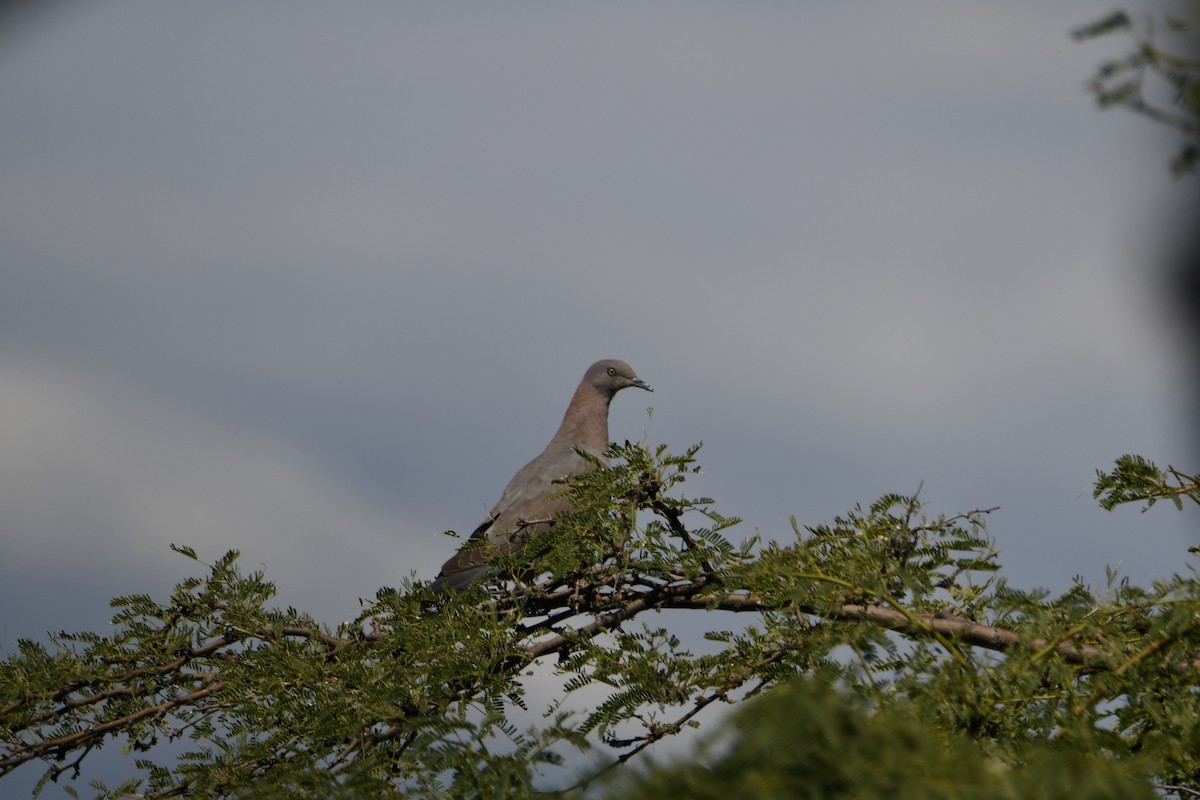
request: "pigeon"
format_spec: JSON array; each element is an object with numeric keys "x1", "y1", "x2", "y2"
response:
[{"x1": 431, "y1": 359, "x2": 652, "y2": 593}]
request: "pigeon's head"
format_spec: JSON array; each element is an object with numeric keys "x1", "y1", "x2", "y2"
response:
[{"x1": 585, "y1": 359, "x2": 653, "y2": 398}]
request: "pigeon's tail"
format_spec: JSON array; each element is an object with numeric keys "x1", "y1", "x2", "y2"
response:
[{"x1": 429, "y1": 566, "x2": 484, "y2": 595}]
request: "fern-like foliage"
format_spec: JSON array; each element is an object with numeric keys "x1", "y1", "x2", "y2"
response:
[
  {"x1": 1093, "y1": 453, "x2": 1200, "y2": 512},
  {"x1": 1073, "y1": 10, "x2": 1200, "y2": 175},
  {"x1": 2, "y1": 443, "x2": 1198, "y2": 798}
]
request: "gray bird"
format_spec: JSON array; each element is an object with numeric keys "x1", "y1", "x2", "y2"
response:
[{"x1": 431, "y1": 359, "x2": 652, "y2": 593}]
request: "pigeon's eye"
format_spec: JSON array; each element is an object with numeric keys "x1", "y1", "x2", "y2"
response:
[{"x1": 607, "y1": 367, "x2": 616, "y2": 376}]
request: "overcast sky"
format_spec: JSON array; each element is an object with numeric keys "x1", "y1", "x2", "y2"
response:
[{"x1": 2, "y1": 1, "x2": 1197, "y2": 792}]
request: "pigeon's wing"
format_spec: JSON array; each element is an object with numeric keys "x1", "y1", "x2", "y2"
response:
[{"x1": 430, "y1": 448, "x2": 589, "y2": 593}]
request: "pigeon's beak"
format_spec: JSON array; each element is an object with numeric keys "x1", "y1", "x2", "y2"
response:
[{"x1": 631, "y1": 378, "x2": 653, "y2": 392}]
